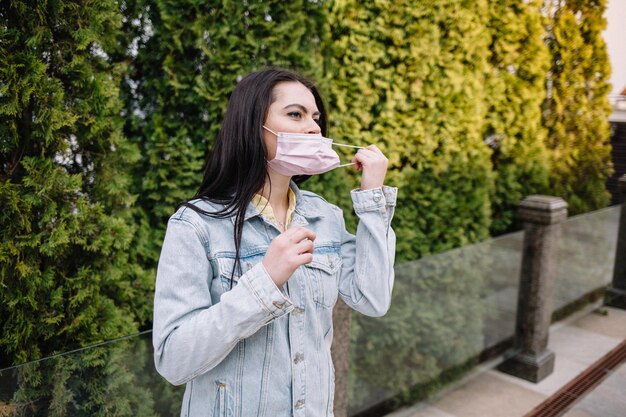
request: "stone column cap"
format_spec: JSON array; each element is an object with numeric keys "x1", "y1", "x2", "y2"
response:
[{"x1": 518, "y1": 195, "x2": 568, "y2": 224}]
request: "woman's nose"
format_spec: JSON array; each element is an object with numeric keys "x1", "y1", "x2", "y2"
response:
[{"x1": 305, "y1": 118, "x2": 321, "y2": 134}]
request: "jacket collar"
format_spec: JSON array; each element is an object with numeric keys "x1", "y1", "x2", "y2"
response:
[{"x1": 240, "y1": 180, "x2": 324, "y2": 223}]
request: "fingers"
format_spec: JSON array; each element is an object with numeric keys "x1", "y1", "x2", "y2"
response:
[
  {"x1": 356, "y1": 145, "x2": 385, "y2": 158},
  {"x1": 296, "y1": 252, "x2": 314, "y2": 265},
  {"x1": 285, "y1": 227, "x2": 314, "y2": 261},
  {"x1": 351, "y1": 146, "x2": 377, "y2": 169},
  {"x1": 352, "y1": 144, "x2": 389, "y2": 190},
  {"x1": 294, "y1": 234, "x2": 314, "y2": 264},
  {"x1": 353, "y1": 145, "x2": 387, "y2": 166},
  {"x1": 294, "y1": 238, "x2": 315, "y2": 256},
  {"x1": 263, "y1": 226, "x2": 319, "y2": 287},
  {"x1": 284, "y1": 226, "x2": 316, "y2": 243},
  {"x1": 366, "y1": 144, "x2": 385, "y2": 157}
]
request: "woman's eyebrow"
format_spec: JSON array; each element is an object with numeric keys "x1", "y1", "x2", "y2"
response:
[{"x1": 283, "y1": 103, "x2": 321, "y2": 117}]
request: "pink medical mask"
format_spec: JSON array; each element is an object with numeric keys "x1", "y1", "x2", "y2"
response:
[{"x1": 263, "y1": 126, "x2": 363, "y2": 176}]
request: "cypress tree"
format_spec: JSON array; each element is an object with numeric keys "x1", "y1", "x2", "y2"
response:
[
  {"x1": 0, "y1": 0, "x2": 142, "y2": 366},
  {"x1": 484, "y1": 0, "x2": 551, "y2": 234},
  {"x1": 543, "y1": 0, "x2": 613, "y2": 213}
]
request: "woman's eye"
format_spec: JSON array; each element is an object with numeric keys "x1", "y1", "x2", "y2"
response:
[{"x1": 287, "y1": 111, "x2": 302, "y2": 119}]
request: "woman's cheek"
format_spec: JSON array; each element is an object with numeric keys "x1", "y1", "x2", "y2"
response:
[{"x1": 263, "y1": 132, "x2": 277, "y2": 160}]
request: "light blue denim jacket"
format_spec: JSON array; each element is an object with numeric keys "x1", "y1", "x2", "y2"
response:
[{"x1": 153, "y1": 182, "x2": 397, "y2": 417}]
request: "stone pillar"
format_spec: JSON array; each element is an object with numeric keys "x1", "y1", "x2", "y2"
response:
[
  {"x1": 606, "y1": 174, "x2": 626, "y2": 309},
  {"x1": 498, "y1": 195, "x2": 568, "y2": 383},
  {"x1": 332, "y1": 299, "x2": 352, "y2": 417}
]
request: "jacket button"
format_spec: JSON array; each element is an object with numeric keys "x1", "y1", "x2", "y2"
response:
[
  {"x1": 293, "y1": 306, "x2": 305, "y2": 314},
  {"x1": 373, "y1": 195, "x2": 382, "y2": 202},
  {"x1": 293, "y1": 353, "x2": 304, "y2": 364},
  {"x1": 272, "y1": 301, "x2": 285, "y2": 309},
  {"x1": 295, "y1": 399, "x2": 305, "y2": 409}
]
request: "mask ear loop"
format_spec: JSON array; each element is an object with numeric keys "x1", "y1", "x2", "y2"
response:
[
  {"x1": 333, "y1": 142, "x2": 364, "y2": 167},
  {"x1": 262, "y1": 125, "x2": 278, "y2": 136}
]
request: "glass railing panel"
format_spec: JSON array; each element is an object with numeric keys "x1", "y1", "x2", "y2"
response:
[
  {"x1": 0, "y1": 332, "x2": 183, "y2": 417},
  {"x1": 347, "y1": 230, "x2": 525, "y2": 415},
  {"x1": 553, "y1": 205, "x2": 620, "y2": 310}
]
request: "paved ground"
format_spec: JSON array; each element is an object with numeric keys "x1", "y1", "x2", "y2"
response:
[{"x1": 385, "y1": 305, "x2": 626, "y2": 417}]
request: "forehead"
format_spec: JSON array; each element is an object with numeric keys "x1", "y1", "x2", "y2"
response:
[{"x1": 271, "y1": 81, "x2": 318, "y2": 109}]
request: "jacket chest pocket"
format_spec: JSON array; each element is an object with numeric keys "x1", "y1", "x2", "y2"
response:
[
  {"x1": 215, "y1": 253, "x2": 264, "y2": 293},
  {"x1": 305, "y1": 251, "x2": 342, "y2": 309}
]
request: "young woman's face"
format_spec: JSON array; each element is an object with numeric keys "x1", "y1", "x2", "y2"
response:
[{"x1": 263, "y1": 81, "x2": 321, "y2": 161}]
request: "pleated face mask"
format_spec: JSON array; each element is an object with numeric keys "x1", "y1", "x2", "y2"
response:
[{"x1": 263, "y1": 126, "x2": 363, "y2": 176}]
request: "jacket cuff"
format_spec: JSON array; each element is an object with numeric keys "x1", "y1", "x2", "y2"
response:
[
  {"x1": 382, "y1": 186, "x2": 398, "y2": 206},
  {"x1": 351, "y1": 186, "x2": 397, "y2": 213},
  {"x1": 240, "y1": 263, "x2": 294, "y2": 318}
]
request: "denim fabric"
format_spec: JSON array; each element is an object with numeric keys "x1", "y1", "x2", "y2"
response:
[{"x1": 153, "y1": 182, "x2": 397, "y2": 417}]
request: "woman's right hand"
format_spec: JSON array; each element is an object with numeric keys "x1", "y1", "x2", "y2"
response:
[{"x1": 262, "y1": 226, "x2": 316, "y2": 288}]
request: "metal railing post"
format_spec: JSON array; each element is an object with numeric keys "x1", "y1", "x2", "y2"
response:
[
  {"x1": 498, "y1": 195, "x2": 568, "y2": 383},
  {"x1": 606, "y1": 174, "x2": 626, "y2": 309}
]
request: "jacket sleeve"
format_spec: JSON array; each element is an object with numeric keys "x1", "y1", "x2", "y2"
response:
[
  {"x1": 152, "y1": 215, "x2": 293, "y2": 386},
  {"x1": 337, "y1": 186, "x2": 397, "y2": 317}
]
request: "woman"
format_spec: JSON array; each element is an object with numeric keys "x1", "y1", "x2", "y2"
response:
[{"x1": 153, "y1": 68, "x2": 396, "y2": 417}]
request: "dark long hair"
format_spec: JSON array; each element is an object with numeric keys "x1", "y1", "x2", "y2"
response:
[{"x1": 181, "y1": 68, "x2": 327, "y2": 284}]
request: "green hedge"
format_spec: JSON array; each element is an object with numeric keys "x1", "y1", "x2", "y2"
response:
[
  {"x1": 320, "y1": 0, "x2": 494, "y2": 261},
  {"x1": 0, "y1": 0, "x2": 143, "y2": 367},
  {"x1": 542, "y1": 0, "x2": 613, "y2": 214},
  {"x1": 484, "y1": 0, "x2": 551, "y2": 234}
]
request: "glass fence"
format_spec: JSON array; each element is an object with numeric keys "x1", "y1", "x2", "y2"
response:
[
  {"x1": 0, "y1": 205, "x2": 620, "y2": 417},
  {"x1": 347, "y1": 205, "x2": 620, "y2": 415},
  {"x1": 0, "y1": 331, "x2": 183, "y2": 417}
]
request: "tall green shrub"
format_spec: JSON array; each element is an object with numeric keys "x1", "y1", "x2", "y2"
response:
[
  {"x1": 322, "y1": 0, "x2": 494, "y2": 261},
  {"x1": 0, "y1": 0, "x2": 143, "y2": 366},
  {"x1": 484, "y1": 0, "x2": 551, "y2": 234},
  {"x1": 118, "y1": 0, "x2": 327, "y2": 292},
  {"x1": 543, "y1": 0, "x2": 613, "y2": 214}
]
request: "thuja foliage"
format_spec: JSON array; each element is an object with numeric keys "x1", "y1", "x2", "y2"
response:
[
  {"x1": 542, "y1": 0, "x2": 613, "y2": 214},
  {"x1": 322, "y1": 0, "x2": 494, "y2": 261},
  {"x1": 0, "y1": 1, "x2": 144, "y2": 367},
  {"x1": 484, "y1": 0, "x2": 551, "y2": 234},
  {"x1": 117, "y1": 0, "x2": 327, "y2": 289}
]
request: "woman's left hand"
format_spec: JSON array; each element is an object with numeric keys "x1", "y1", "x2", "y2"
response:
[{"x1": 352, "y1": 145, "x2": 389, "y2": 190}]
